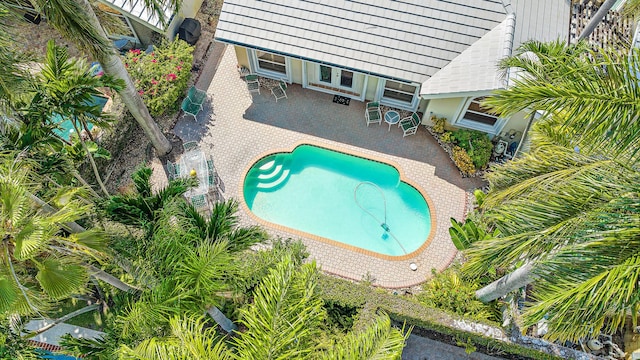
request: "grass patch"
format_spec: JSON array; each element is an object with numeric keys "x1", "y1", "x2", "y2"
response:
[{"x1": 51, "y1": 299, "x2": 104, "y2": 331}]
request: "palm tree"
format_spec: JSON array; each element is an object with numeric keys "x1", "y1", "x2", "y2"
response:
[
  {"x1": 464, "y1": 40, "x2": 640, "y2": 341},
  {"x1": 118, "y1": 253, "x2": 408, "y2": 360},
  {"x1": 35, "y1": 40, "x2": 124, "y2": 196},
  {"x1": 7, "y1": 0, "x2": 177, "y2": 155},
  {"x1": 0, "y1": 153, "x2": 107, "y2": 316}
]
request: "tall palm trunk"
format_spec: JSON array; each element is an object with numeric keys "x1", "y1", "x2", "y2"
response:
[
  {"x1": 475, "y1": 263, "x2": 535, "y2": 303},
  {"x1": 69, "y1": 0, "x2": 172, "y2": 156},
  {"x1": 72, "y1": 121, "x2": 109, "y2": 197}
]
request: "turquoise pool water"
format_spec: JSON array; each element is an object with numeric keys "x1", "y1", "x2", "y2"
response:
[
  {"x1": 53, "y1": 95, "x2": 108, "y2": 140},
  {"x1": 243, "y1": 145, "x2": 431, "y2": 256}
]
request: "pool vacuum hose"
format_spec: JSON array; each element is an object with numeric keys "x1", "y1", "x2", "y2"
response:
[{"x1": 354, "y1": 182, "x2": 418, "y2": 271}]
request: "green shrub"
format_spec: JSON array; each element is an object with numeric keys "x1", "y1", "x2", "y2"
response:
[
  {"x1": 317, "y1": 275, "x2": 562, "y2": 360},
  {"x1": 440, "y1": 131, "x2": 453, "y2": 143},
  {"x1": 451, "y1": 129, "x2": 493, "y2": 169},
  {"x1": 417, "y1": 269, "x2": 500, "y2": 322},
  {"x1": 452, "y1": 146, "x2": 476, "y2": 175},
  {"x1": 431, "y1": 115, "x2": 446, "y2": 133},
  {"x1": 123, "y1": 39, "x2": 193, "y2": 116}
]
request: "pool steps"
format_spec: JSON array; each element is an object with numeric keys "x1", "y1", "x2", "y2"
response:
[{"x1": 246, "y1": 155, "x2": 292, "y2": 191}]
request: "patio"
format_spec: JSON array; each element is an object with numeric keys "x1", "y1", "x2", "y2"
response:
[{"x1": 171, "y1": 45, "x2": 485, "y2": 288}]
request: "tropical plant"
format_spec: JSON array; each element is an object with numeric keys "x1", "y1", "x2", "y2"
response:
[
  {"x1": 0, "y1": 321, "x2": 39, "y2": 360},
  {"x1": 452, "y1": 146, "x2": 475, "y2": 175},
  {"x1": 449, "y1": 217, "x2": 497, "y2": 251},
  {"x1": 418, "y1": 268, "x2": 499, "y2": 322},
  {"x1": 464, "y1": 40, "x2": 640, "y2": 341},
  {"x1": 6, "y1": 0, "x2": 176, "y2": 155},
  {"x1": 451, "y1": 129, "x2": 493, "y2": 169},
  {"x1": 34, "y1": 40, "x2": 123, "y2": 196},
  {"x1": 117, "y1": 252, "x2": 408, "y2": 360},
  {"x1": 123, "y1": 40, "x2": 193, "y2": 116},
  {"x1": 181, "y1": 198, "x2": 268, "y2": 252},
  {"x1": 0, "y1": 153, "x2": 108, "y2": 316},
  {"x1": 431, "y1": 115, "x2": 446, "y2": 133},
  {"x1": 102, "y1": 166, "x2": 195, "y2": 236}
]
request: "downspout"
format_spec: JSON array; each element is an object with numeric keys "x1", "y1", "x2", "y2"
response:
[
  {"x1": 578, "y1": 0, "x2": 618, "y2": 41},
  {"x1": 512, "y1": 111, "x2": 537, "y2": 158}
]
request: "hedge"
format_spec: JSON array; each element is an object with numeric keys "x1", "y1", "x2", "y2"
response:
[{"x1": 317, "y1": 275, "x2": 564, "y2": 360}]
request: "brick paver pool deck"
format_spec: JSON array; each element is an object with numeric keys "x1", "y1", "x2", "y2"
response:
[{"x1": 173, "y1": 45, "x2": 485, "y2": 288}]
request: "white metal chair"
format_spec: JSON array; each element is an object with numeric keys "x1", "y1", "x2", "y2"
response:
[
  {"x1": 399, "y1": 112, "x2": 421, "y2": 137},
  {"x1": 245, "y1": 74, "x2": 260, "y2": 94},
  {"x1": 271, "y1": 79, "x2": 288, "y2": 102},
  {"x1": 166, "y1": 161, "x2": 180, "y2": 180},
  {"x1": 365, "y1": 101, "x2": 382, "y2": 126},
  {"x1": 183, "y1": 141, "x2": 199, "y2": 152}
]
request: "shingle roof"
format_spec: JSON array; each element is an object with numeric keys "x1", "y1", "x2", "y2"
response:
[
  {"x1": 215, "y1": 0, "x2": 507, "y2": 83},
  {"x1": 98, "y1": 0, "x2": 174, "y2": 33}
]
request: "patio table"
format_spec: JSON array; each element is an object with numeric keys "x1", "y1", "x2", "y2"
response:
[
  {"x1": 384, "y1": 110, "x2": 400, "y2": 131},
  {"x1": 178, "y1": 149, "x2": 209, "y2": 197}
]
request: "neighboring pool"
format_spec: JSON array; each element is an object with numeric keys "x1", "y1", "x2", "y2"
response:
[
  {"x1": 53, "y1": 95, "x2": 108, "y2": 140},
  {"x1": 243, "y1": 144, "x2": 432, "y2": 257}
]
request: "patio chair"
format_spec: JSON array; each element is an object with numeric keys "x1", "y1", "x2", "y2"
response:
[
  {"x1": 399, "y1": 112, "x2": 421, "y2": 137},
  {"x1": 166, "y1": 161, "x2": 180, "y2": 180},
  {"x1": 206, "y1": 158, "x2": 218, "y2": 187},
  {"x1": 183, "y1": 141, "x2": 199, "y2": 152},
  {"x1": 166, "y1": 161, "x2": 176, "y2": 180},
  {"x1": 245, "y1": 74, "x2": 260, "y2": 94},
  {"x1": 187, "y1": 86, "x2": 207, "y2": 109},
  {"x1": 189, "y1": 194, "x2": 209, "y2": 210},
  {"x1": 181, "y1": 97, "x2": 202, "y2": 121},
  {"x1": 271, "y1": 79, "x2": 288, "y2": 102},
  {"x1": 365, "y1": 101, "x2": 382, "y2": 126}
]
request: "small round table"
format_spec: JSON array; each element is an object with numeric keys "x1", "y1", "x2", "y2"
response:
[{"x1": 384, "y1": 111, "x2": 400, "y2": 131}]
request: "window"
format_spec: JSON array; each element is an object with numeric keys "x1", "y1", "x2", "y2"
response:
[
  {"x1": 256, "y1": 51, "x2": 286, "y2": 74},
  {"x1": 462, "y1": 97, "x2": 499, "y2": 126},
  {"x1": 382, "y1": 80, "x2": 417, "y2": 104}
]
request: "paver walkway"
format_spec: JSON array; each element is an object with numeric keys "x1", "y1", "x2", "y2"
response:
[{"x1": 172, "y1": 44, "x2": 485, "y2": 288}]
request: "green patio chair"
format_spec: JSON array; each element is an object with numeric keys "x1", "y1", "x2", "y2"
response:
[
  {"x1": 181, "y1": 97, "x2": 201, "y2": 121},
  {"x1": 188, "y1": 86, "x2": 207, "y2": 109},
  {"x1": 183, "y1": 141, "x2": 199, "y2": 152},
  {"x1": 166, "y1": 161, "x2": 176, "y2": 180},
  {"x1": 399, "y1": 112, "x2": 421, "y2": 137},
  {"x1": 365, "y1": 101, "x2": 382, "y2": 126},
  {"x1": 190, "y1": 194, "x2": 209, "y2": 210},
  {"x1": 245, "y1": 74, "x2": 260, "y2": 94}
]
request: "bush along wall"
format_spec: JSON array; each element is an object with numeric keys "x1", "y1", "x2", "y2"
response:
[
  {"x1": 123, "y1": 39, "x2": 194, "y2": 117},
  {"x1": 426, "y1": 116, "x2": 494, "y2": 177},
  {"x1": 317, "y1": 274, "x2": 572, "y2": 360}
]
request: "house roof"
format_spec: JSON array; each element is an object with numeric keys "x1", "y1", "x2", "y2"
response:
[
  {"x1": 421, "y1": 0, "x2": 571, "y2": 97},
  {"x1": 420, "y1": 14, "x2": 515, "y2": 97},
  {"x1": 214, "y1": 0, "x2": 508, "y2": 84},
  {"x1": 98, "y1": 0, "x2": 174, "y2": 33}
]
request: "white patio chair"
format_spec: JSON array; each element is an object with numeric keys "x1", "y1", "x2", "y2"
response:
[
  {"x1": 245, "y1": 74, "x2": 260, "y2": 94},
  {"x1": 183, "y1": 141, "x2": 199, "y2": 152},
  {"x1": 399, "y1": 112, "x2": 421, "y2": 137},
  {"x1": 365, "y1": 101, "x2": 382, "y2": 126},
  {"x1": 271, "y1": 79, "x2": 288, "y2": 102}
]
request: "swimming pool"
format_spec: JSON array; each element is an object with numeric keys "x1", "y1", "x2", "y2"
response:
[
  {"x1": 243, "y1": 144, "x2": 433, "y2": 257},
  {"x1": 53, "y1": 95, "x2": 108, "y2": 140}
]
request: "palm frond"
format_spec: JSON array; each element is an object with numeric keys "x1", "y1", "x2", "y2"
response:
[
  {"x1": 233, "y1": 255, "x2": 326, "y2": 360},
  {"x1": 319, "y1": 313, "x2": 409, "y2": 360},
  {"x1": 35, "y1": 258, "x2": 88, "y2": 300}
]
